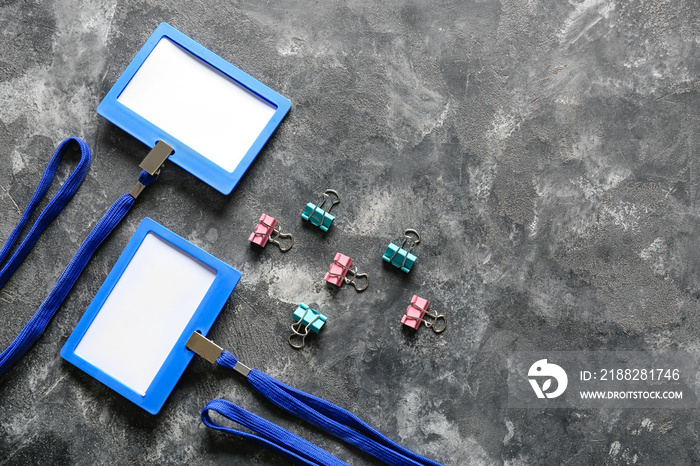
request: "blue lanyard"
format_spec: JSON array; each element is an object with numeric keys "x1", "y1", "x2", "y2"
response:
[
  {"x1": 0, "y1": 137, "x2": 160, "y2": 377},
  {"x1": 202, "y1": 399, "x2": 349, "y2": 466},
  {"x1": 201, "y1": 349, "x2": 444, "y2": 466}
]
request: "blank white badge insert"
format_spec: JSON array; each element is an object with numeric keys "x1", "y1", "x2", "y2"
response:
[
  {"x1": 117, "y1": 38, "x2": 277, "y2": 173},
  {"x1": 73, "y1": 232, "x2": 216, "y2": 396}
]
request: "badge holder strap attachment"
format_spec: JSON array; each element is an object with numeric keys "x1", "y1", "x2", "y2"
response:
[
  {"x1": 188, "y1": 332, "x2": 444, "y2": 466},
  {"x1": 129, "y1": 140, "x2": 172, "y2": 199},
  {"x1": 0, "y1": 139, "x2": 172, "y2": 377}
]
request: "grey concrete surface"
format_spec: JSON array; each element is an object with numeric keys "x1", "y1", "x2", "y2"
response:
[{"x1": 1, "y1": 0, "x2": 700, "y2": 464}]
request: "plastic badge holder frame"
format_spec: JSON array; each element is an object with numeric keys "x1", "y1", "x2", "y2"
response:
[
  {"x1": 97, "y1": 22, "x2": 291, "y2": 195},
  {"x1": 61, "y1": 218, "x2": 241, "y2": 414}
]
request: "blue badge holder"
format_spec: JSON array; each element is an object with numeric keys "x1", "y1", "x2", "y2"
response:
[
  {"x1": 97, "y1": 23, "x2": 291, "y2": 195},
  {"x1": 61, "y1": 218, "x2": 241, "y2": 414}
]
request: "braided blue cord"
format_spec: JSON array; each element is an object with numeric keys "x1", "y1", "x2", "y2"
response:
[
  {"x1": 0, "y1": 138, "x2": 157, "y2": 377},
  {"x1": 214, "y1": 350, "x2": 444, "y2": 466},
  {"x1": 202, "y1": 398, "x2": 348, "y2": 466}
]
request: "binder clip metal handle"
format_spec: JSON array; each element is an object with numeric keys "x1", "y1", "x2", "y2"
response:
[
  {"x1": 289, "y1": 323, "x2": 310, "y2": 349},
  {"x1": 428, "y1": 315, "x2": 447, "y2": 333},
  {"x1": 402, "y1": 296, "x2": 446, "y2": 333},
  {"x1": 289, "y1": 303, "x2": 327, "y2": 349},
  {"x1": 302, "y1": 189, "x2": 341, "y2": 232},
  {"x1": 250, "y1": 214, "x2": 294, "y2": 252},
  {"x1": 268, "y1": 228, "x2": 294, "y2": 252},
  {"x1": 315, "y1": 189, "x2": 341, "y2": 214},
  {"x1": 346, "y1": 269, "x2": 369, "y2": 292},
  {"x1": 397, "y1": 229, "x2": 421, "y2": 260},
  {"x1": 413, "y1": 304, "x2": 447, "y2": 334},
  {"x1": 289, "y1": 314, "x2": 321, "y2": 349},
  {"x1": 339, "y1": 263, "x2": 370, "y2": 292},
  {"x1": 400, "y1": 229, "x2": 421, "y2": 250},
  {"x1": 328, "y1": 261, "x2": 369, "y2": 292},
  {"x1": 325, "y1": 253, "x2": 369, "y2": 292},
  {"x1": 383, "y1": 229, "x2": 421, "y2": 273}
]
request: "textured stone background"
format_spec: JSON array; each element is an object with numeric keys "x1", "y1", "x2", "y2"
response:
[{"x1": 1, "y1": 0, "x2": 699, "y2": 464}]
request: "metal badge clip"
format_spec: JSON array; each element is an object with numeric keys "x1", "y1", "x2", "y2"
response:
[
  {"x1": 130, "y1": 140, "x2": 174, "y2": 199},
  {"x1": 140, "y1": 140, "x2": 174, "y2": 175},
  {"x1": 186, "y1": 331, "x2": 251, "y2": 376}
]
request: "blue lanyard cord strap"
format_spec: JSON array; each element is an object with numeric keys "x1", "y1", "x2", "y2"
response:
[
  {"x1": 202, "y1": 399, "x2": 349, "y2": 466},
  {"x1": 212, "y1": 350, "x2": 444, "y2": 466},
  {"x1": 0, "y1": 137, "x2": 161, "y2": 377},
  {"x1": 0, "y1": 137, "x2": 91, "y2": 289}
]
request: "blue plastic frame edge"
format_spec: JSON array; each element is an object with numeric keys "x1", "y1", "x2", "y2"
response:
[
  {"x1": 97, "y1": 23, "x2": 291, "y2": 195},
  {"x1": 60, "y1": 217, "x2": 241, "y2": 414}
]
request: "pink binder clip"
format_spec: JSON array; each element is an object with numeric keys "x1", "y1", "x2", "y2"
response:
[
  {"x1": 324, "y1": 253, "x2": 369, "y2": 292},
  {"x1": 401, "y1": 295, "x2": 446, "y2": 333},
  {"x1": 249, "y1": 214, "x2": 293, "y2": 252}
]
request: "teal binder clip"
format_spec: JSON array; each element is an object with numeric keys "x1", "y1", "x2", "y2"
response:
[
  {"x1": 382, "y1": 229, "x2": 421, "y2": 273},
  {"x1": 289, "y1": 303, "x2": 327, "y2": 349},
  {"x1": 301, "y1": 189, "x2": 340, "y2": 232}
]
